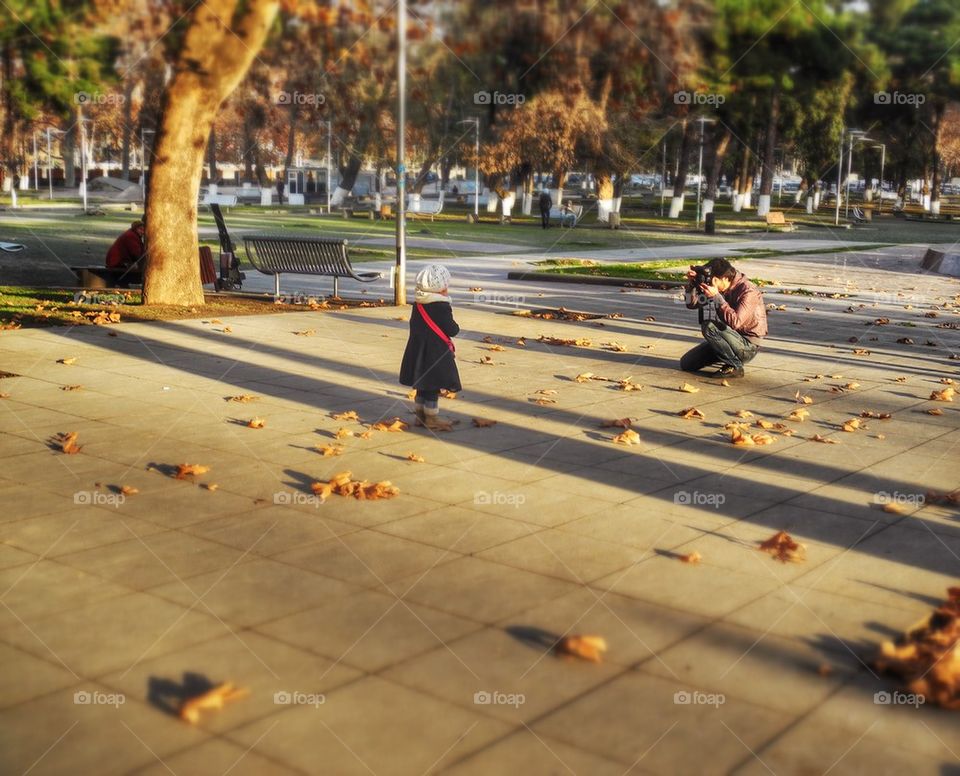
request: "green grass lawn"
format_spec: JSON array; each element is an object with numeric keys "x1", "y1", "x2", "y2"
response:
[{"x1": 536, "y1": 242, "x2": 891, "y2": 282}]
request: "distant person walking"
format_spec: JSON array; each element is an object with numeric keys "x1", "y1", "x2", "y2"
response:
[
  {"x1": 276, "y1": 178, "x2": 285, "y2": 205},
  {"x1": 538, "y1": 190, "x2": 552, "y2": 229}
]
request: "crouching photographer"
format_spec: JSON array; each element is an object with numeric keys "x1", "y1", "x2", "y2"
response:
[{"x1": 680, "y1": 258, "x2": 767, "y2": 379}]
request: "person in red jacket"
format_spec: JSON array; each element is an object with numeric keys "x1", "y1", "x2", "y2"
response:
[{"x1": 105, "y1": 220, "x2": 145, "y2": 270}]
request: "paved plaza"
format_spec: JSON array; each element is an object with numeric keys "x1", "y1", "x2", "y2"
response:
[{"x1": 1, "y1": 242, "x2": 958, "y2": 774}]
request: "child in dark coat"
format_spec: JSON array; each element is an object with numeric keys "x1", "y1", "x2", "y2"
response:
[{"x1": 399, "y1": 265, "x2": 462, "y2": 429}]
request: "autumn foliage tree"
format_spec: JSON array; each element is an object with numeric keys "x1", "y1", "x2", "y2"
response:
[{"x1": 143, "y1": 0, "x2": 278, "y2": 306}]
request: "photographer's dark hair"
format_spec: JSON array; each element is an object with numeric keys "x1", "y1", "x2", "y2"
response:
[{"x1": 704, "y1": 258, "x2": 736, "y2": 280}]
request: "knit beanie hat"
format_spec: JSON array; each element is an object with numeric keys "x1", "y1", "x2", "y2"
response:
[
  {"x1": 415, "y1": 264, "x2": 451, "y2": 294},
  {"x1": 414, "y1": 265, "x2": 452, "y2": 304}
]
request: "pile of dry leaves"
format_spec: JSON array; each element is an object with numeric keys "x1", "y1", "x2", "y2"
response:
[{"x1": 873, "y1": 587, "x2": 960, "y2": 709}]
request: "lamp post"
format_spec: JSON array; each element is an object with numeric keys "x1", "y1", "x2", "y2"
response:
[
  {"x1": 695, "y1": 117, "x2": 715, "y2": 227},
  {"x1": 326, "y1": 120, "x2": 332, "y2": 213},
  {"x1": 394, "y1": 0, "x2": 406, "y2": 305},
  {"x1": 845, "y1": 129, "x2": 865, "y2": 220},
  {"x1": 140, "y1": 128, "x2": 154, "y2": 202},
  {"x1": 457, "y1": 118, "x2": 480, "y2": 219},
  {"x1": 32, "y1": 132, "x2": 39, "y2": 190},
  {"x1": 78, "y1": 109, "x2": 89, "y2": 212},
  {"x1": 875, "y1": 143, "x2": 886, "y2": 215}
]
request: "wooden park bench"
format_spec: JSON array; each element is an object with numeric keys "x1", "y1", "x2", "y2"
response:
[
  {"x1": 764, "y1": 211, "x2": 795, "y2": 231},
  {"x1": 201, "y1": 193, "x2": 238, "y2": 208},
  {"x1": 243, "y1": 235, "x2": 382, "y2": 299},
  {"x1": 550, "y1": 203, "x2": 583, "y2": 228}
]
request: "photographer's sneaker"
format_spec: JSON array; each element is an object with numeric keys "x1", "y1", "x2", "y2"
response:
[{"x1": 716, "y1": 365, "x2": 744, "y2": 378}]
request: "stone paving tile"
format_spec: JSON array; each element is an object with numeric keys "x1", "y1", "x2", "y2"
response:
[
  {"x1": 181, "y1": 506, "x2": 361, "y2": 557},
  {"x1": 789, "y1": 523, "x2": 960, "y2": 609},
  {"x1": 0, "y1": 559, "x2": 133, "y2": 630},
  {"x1": 374, "y1": 505, "x2": 541, "y2": 554},
  {"x1": 55, "y1": 530, "x2": 254, "y2": 591},
  {"x1": 532, "y1": 671, "x2": 795, "y2": 775},
  {"x1": 0, "y1": 641, "x2": 81, "y2": 709},
  {"x1": 225, "y1": 675, "x2": 512, "y2": 775},
  {"x1": 594, "y1": 554, "x2": 782, "y2": 619},
  {"x1": 0, "y1": 686, "x2": 210, "y2": 776},
  {"x1": 0, "y1": 508, "x2": 168, "y2": 558},
  {"x1": 476, "y1": 529, "x2": 650, "y2": 584},
  {"x1": 272, "y1": 529, "x2": 459, "y2": 591},
  {"x1": 258, "y1": 587, "x2": 483, "y2": 673},
  {"x1": 134, "y1": 738, "x2": 301, "y2": 776},
  {"x1": 147, "y1": 557, "x2": 361, "y2": 628},
  {"x1": 442, "y1": 729, "x2": 631, "y2": 776},
  {"x1": 396, "y1": 556, "x2": 580, "y2": 625},
  {"x1": 0, "y1": 590, "x2": 224, "y2": 678}
]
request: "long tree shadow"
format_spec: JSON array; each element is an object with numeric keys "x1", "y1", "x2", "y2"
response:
[{"x1": 45, "y1": 314, "x2": 960, "y2": 577}]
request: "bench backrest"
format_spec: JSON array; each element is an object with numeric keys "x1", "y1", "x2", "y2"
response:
[
  {"x1": 210, "y1": 203, "x2": 235, "y2": 254},
  {"x1": 244, "y1": 236, "x2": 352, "y2": 276},
  {"x1": 766, "y1": 211, "x2": 786, "y2": 224}
]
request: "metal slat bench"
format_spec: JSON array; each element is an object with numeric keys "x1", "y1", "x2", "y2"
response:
[{"x1": 243, "y1": 236, "x2": 382, "y2": 299}]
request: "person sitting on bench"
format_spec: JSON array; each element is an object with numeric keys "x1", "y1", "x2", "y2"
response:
[
  {"x1": 105, "y1": 220, "x2": 146, "y2": 285},
  {"x1": 106, "y1": 220, "x2": 145, "y2": 269}
]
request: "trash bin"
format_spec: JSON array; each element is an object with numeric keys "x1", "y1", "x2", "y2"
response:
[
  {"x1": 705, "y1": 212, "x2": 716, "y2": 235},
  {"x1": 608, "y1": 212, "x2": 621, "y2": 229}
]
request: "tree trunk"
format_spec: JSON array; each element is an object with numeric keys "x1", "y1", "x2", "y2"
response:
[
  {"x1": 703, "y1": 128, "x2": 731, "y2": 217},
  {"x1": 595, "y1": 172, "x2": 614, "y2": 221},
  {"x1": 144, "y1": 0, "x2": 278, "y2": 306},
  {"x1": 284, "y1": 103, "x2": 297, "y2": 170},
  {"x1": 412, "y1": 158, "x2": 433, "y2": 195},
  {"x1": 206, "y1": 125, "x2": 218, "y2": 183},
  {"x1": 242, "y1": 116, "x2": 255, "y2": 180},
  {"x1": 757, "y1": 89, "x2": 779, "y2": 216},
  {"x1": 63, "y1": 124, "x2": 77, "y2": 188},
  {"x1": 121, "y1": 77, "x2": 134, "y2": 181},
  {"x1": 930, "y1": 105, "x2": 944, "y2": 215},
  {"x1": 669, "y1": 120, "x2": 690, "y2": 218}
]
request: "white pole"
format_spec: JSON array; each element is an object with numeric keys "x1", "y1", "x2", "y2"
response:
[
  {"x1": 326, "y1": 120, "x2": 332, "y2": 213},
  {"x1": 695, "y1": 119, "x2": 705, "y2": 227},
  {"x1": 32, "y1": 132, "x2": 38, "y2": 190},
  {"x1": 79, "y1": 109, "x2": 88, "y2": 212},
  {"x1": 877, "y1": 144, "x2": 885, "y2": 216},
  {"x1": 394, "y1": 0, "x2": 406, "y2": 306},
  {"x1": 473, "y1": 118, "x2": 479, "y2": 218},
  {"x1": 834, "y1": 131, "x2": 843, "y2": 226},
  {"x1": 47, "y1": 129, "x2": 53, "y2": 200},
  {"x1": 845, "y1": 133, "x2": 853, "y2": 220}
]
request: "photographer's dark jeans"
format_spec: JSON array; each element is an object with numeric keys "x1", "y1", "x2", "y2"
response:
[{"x1": 680, "y1": 321, "x2": 759, "y2": 372}]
